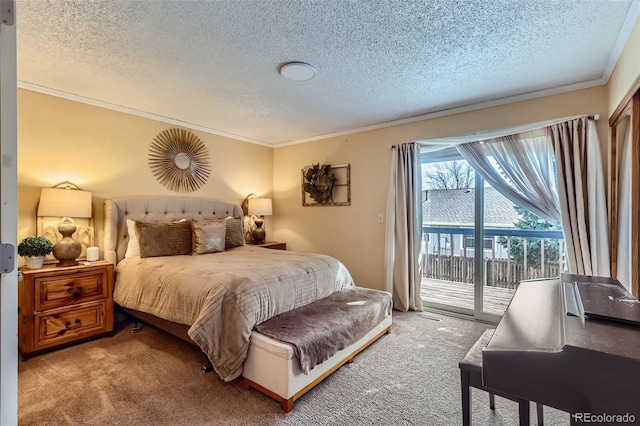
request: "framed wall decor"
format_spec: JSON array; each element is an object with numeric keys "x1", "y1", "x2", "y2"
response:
[{"x1": 301, "y1": 163, "x2": 351, "y2": 206}]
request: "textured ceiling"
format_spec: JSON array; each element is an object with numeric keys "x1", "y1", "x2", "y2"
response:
[{"x1": 16, "y1": 1, "x2": 640, "y2": 146}]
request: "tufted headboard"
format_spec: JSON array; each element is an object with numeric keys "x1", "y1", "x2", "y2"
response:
[{"x1": 104, "y1": 196, "x2": 243, "y2": 265}]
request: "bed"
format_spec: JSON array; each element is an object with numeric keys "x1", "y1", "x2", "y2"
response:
[{"x1": 104, "y1": 196, "x2": 355, "y2": 381}]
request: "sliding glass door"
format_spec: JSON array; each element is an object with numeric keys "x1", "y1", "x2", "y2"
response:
[
  {"x1": 421, "y1": 153, "x2": 565, "y2": 322},
  {"x1": 421, "y1": 157, "x2": 476, "y2": 317}
]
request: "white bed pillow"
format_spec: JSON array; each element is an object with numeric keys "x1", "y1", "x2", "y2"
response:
[{"x1": 125, "y1": 219, "x2": 140, "y2": 258}]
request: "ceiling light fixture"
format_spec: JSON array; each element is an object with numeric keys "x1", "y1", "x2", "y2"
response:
[{"x1": 279, "y1": 62, "x2": 316, "y2": 81}]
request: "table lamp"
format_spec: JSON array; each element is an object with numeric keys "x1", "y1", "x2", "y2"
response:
[{"x1": 37, "y1": 186, "x2": 93, "y2": 266}]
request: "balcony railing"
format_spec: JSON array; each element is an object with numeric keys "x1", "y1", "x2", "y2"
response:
[{"x1": 422, "y1": 226, "x2": 566, "y2": 289}]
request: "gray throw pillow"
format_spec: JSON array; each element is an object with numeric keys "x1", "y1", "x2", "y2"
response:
[{"x1": 225, "y1": 217, "x2": 245, "y2": 249}]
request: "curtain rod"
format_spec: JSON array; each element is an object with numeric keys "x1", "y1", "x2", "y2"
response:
[
  {"x1": 388, "y1": 141, "x2": 428, "y2": 149},
  {"x1": 389, "y1": 114, "x2": 600, "y2": 149}
]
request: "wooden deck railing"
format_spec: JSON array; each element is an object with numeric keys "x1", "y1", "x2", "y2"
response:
[{"x1": 422, "y1": 226, "x2": 566, "y2": 289}]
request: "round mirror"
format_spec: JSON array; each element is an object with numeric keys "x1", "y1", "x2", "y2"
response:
[
  {"x1": 174, "y1": 152, "x2": 191, "y2": 170},
  {"x1": 149, "y1": 128, "x2": 211, "y2": 193}
]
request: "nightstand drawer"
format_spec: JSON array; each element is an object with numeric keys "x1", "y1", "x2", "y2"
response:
[
  {"x1": 35, "y1": 270, "x2": 107, "y2": 311},
  {"x1": 33, "y1": 301, "x2": 107, "y2": 351}
]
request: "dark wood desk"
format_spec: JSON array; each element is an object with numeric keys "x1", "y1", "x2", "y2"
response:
[{"x1": 482, "y1": 274, "x2": 640, "y2": 425}]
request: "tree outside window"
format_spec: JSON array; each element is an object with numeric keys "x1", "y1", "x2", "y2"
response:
[{"x1": 497, "y1": 206, "x2": 562, "y2": 269}]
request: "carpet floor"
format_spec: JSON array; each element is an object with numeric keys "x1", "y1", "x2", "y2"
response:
[{"x1": 19, "y1": 311, "x2": 570, "y2": 425}]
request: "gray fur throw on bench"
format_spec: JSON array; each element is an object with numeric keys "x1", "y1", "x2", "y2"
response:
[{"x1": 254, "y1": 287, "x2": 392, "y2": 374}]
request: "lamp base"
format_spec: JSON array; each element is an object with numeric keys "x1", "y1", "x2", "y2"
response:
[
  {"x1": 53, "y1": 218, "x2": 82, "y2": 267},
  {"x1": 252, "y1": 218, "x2": 266, "y2": 243},
  {"x1": 56, "y1": 258, "x2": 80, "y2": 267}
]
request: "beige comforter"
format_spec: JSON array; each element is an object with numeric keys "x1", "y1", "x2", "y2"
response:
[{"x1": 113, "y1": 245, "x2": 354, "y2": 381}]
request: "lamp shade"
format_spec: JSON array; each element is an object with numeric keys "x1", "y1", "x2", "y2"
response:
[
  {"x1": 37, "y1": 188, "x2": 92, "y2": 218},
  {"x1": 247, "y1": 198, "x2": 272, "y2": 216}
]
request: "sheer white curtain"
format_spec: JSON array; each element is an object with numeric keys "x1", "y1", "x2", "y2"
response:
[
  {"x1": 457, "y1": 129, "x2": 562, "y2": 225},
  {"x1": 418, "y1": 114, "x2": 610, "y2": 279},
  {"x1": 418, "y1": 114, "x2": 588, "y2": 146},
  {"x1": 550, "y1": 117, "x2": 610, "y2": 277},
  {"x1": 385, "y1": 142, "x2": 423, "y2": 312}
]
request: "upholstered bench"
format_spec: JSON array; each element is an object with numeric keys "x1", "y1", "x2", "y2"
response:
[
  {"x1": 242, "y1": 287, "x2": 393, "y2": 412},
  {"x1": 460, "y1": 329, "x2": 543, "y2": 426}
]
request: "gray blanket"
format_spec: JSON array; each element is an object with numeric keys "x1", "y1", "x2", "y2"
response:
[{"x1": 255, "y1": 287, "x2": 392, "y2": 374}]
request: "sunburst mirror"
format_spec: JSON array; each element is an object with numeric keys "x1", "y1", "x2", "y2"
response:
[{"x1": 149, "y1": 128, "x2": 211, "y2": 193}]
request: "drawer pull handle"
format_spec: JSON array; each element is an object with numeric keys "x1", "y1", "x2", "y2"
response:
[
  {"x1": 57, "y1": 319, "x2": 82, "y2": 336},
  {"x1": 65, "y1": 319, "x2": 82, "y2": 330},
  {"x1": 66, "y1": 286, "x2": 84, "y2": 297}
]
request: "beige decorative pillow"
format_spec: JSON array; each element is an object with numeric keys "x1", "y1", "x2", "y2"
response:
[
  {"x1": 225, "y1": 217, "x2": 245, "y2": 249},
  {"x1": 192, "y1": 219, "x2": 227, "y2": 255},
  {"x1": 126, "y1": 218, "x2": 188, "y2": 258},
  {"x1": 135, "y1": 221, "x2": 193, "y2": 258}
]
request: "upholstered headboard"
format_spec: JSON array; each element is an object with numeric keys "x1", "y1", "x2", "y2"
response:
[{"x1": 104, "y1": 196, "x2": 243, "y2": 265}]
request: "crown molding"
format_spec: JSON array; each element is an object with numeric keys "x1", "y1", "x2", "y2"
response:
[
  {"x1": 17, "y1": 82, "x2": 273, "y2": 148},
  {"x1": 273, "y1": 78, "x2": 606, "y2": 148}
]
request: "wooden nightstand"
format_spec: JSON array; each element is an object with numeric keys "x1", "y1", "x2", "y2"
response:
[
  {"x1": 250, "y1": 241, "x2": 287, "y2": 250},
  {"x1": 18, "y1": 260, "x2": 114, "y2": 360}
]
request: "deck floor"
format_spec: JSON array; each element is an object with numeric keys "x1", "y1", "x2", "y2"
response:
[{"x1": 420, "y1": 278, "x2": 516, "y2": 316}]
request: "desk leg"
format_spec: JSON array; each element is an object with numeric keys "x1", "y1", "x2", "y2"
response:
[
  {"x1": 461, "y1": 370, "x2": 471, "y2": 426},
  {"x1": 536, "y1": 403, "x2": 544, "y2": 425},
  {"x1": 518, "y1": 400, "x2": 530, "y2": 426}
]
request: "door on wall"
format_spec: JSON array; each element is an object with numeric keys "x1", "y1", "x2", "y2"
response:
[
  {"x1": 610, "y1": 89, "x2": 640, "y2": 297},
  {"x1": 0, "y1": 2, "x2": 18, "y2": 424}
]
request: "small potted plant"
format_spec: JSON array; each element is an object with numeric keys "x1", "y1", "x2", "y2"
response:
[{"x1": 18, "y1": 236, "x2": 53, "y2": 269}]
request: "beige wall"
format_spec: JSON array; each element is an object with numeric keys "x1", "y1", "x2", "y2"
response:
[
  {"x1": 608, "y1": 15, "x2": 640, "y2": 115},
  {"x1": 20, "y1": 51, "x2": 629, "y2": 288},
  {"x1": 273, "y1": 86, "x2": 609, "y2": 291},
  {"x1": 18, "y1": 89, "x2": 273, "y2": 261}
]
